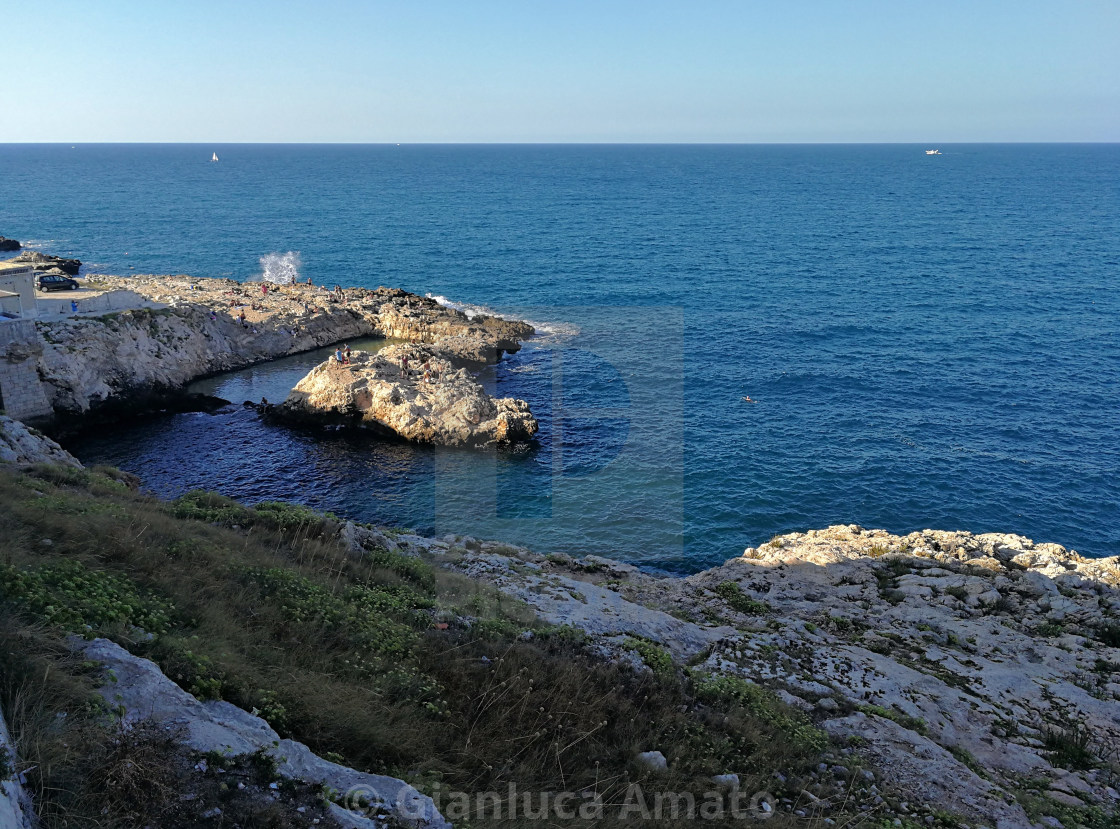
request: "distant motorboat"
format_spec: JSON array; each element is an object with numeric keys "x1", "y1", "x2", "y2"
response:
[
  {"x1": 211, "y1": 152, "x2": 219, "y2": 162},
  {"x1": 925, "y1": 149, "x2": 941, "y2": 155}
]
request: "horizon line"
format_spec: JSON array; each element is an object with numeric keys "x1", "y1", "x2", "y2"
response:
[{"x1": 2, "y1": 140, "x2": 1119, "y2": 146}]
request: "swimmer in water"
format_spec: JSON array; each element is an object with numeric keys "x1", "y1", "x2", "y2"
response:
[{"x1": 742, "y1": 396, "x2": 756, "y2": 403}]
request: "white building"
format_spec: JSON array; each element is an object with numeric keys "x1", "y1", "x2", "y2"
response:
[{"x1": 0, "y1": 261, "x2": 37, "y2": 319}]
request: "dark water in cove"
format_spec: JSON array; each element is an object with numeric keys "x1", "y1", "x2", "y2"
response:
[{"x1": 2, "y1": 144, "x2": 1118, "y2": 571}]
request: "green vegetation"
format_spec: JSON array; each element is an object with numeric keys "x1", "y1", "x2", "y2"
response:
[
  {"x1": 693, "y1": 674, "x2": 828, "y2": 755},
  {"x1": 1043, "y1": 724, "x2": 1096, "y2": 770},
  {"x1": 622, "y1": 636, "x2": 675, "y2": 676},
  {"x1": 1034, "y1": 621, "x2": 1066, "y2": 638},
  {"x1": 858, "y1": 704, "x2": 929, "y2": 735},
  {"x1": 0, "y1": 464, "x2": 836, "y2": 827},
  {"x1": 1094, "y1": 622, "x2": 1120, "y2": 648},
  {"x1": 944, "y1": 585, "x2": 969, "y2": 602},
  {"x1": 713, "y1": 580, "x2": 770, "y2": 614}
]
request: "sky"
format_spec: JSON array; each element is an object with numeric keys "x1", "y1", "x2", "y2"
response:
[{"x1": 1, "y1": 0, "x2": 1117, "y2": 143}]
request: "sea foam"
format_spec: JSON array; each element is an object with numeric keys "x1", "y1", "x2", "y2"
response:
[{"x1": 259, "y1": 251, "x2": 302, "y2": 284}]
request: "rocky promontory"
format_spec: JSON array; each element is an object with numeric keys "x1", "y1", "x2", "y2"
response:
[
  {"x1": 29, "y1": 274, "x2": 534, "y2": 427},
  {"x1": 279, "y1": 343, "x2": 538, "y2": 446},
  {"x1": 0, "y1": 236, "x2": 20, "y2": 252}
]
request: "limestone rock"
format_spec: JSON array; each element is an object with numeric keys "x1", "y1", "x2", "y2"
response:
[
  {"x1": 78, "y1": 637, "x2": 449, "y2": 828},
  {"x1": 1, "y1": 706, "x2": 37, "y2": 829},
  {"x1": 0, "y1": 415, "x2": 82, "y2": 467},
  {"x1": 436, "y1": 524, "x2": 1120, "y2": 825},
  {"x1": 279, "y1": 345, "x2": 537, "y2": 447},
  {"x1": 636, "y1": 750, "x2": 668, "y2": 771},
  {"x1": 822, "y1": 714, "x2": 1031, "y2": 828}
]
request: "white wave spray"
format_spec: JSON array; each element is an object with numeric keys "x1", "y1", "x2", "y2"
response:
[
  {"x1": 259, "y1": 251, "x2": 302, "y2": 284},
  {"x1": 426, "y1": 292, "x2": 581, "y2": 344}
]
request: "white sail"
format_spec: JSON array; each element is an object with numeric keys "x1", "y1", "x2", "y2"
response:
[{"x1": 212, "y1": 152, "x2": 219, "y2": 162}]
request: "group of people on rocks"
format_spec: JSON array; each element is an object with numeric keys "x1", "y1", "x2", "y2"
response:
[{"x1": 397, "y1": 353, "x2": 445, "y2": 384}]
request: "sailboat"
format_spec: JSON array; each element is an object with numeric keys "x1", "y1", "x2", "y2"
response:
[
  {"x1": 211, "y1": 152, "x2": 219, "y2": 162},
  {"x1": 925, "y1": 149, "x2": 941, "y2": 155}
]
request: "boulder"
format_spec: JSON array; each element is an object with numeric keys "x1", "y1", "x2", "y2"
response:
[
  {"x1": 636, "y1": 750, "x2": 668, "y2": 771},
  {"x1": 0, "y1": 415, "x2": 83, "y2": 467},
  {"x1": 78, "y1": 637, "x2": 450, "y2": 828},
  {"x1": 279, "y1": 345, "x2": 538, "y2": 447},
  {"x1": 1, "y1": 707, "x2": 36, "y2": 829},
  {"x1": 0, "y1": 236, "x2": 20, "y2": 252}
]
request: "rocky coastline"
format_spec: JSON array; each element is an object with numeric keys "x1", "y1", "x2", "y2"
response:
[
  {"x1": 20, "y1": 273, "x2": 534, "y2": 436},
  {"x1": 2, "y1": 260, "x2": 1118, "y2": 828}
]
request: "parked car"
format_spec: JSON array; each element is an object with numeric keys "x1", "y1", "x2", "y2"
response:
[{"x1": 36, "y1": 274, "x2": 80, "y2": 291}]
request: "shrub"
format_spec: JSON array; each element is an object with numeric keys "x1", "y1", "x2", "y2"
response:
[
  {"x1": 694, "y1": 674, "x2": 828, "y2": 754},
  {"x1": 1044, "y1": 725, "x2": 1096, "y2": 770},
  {"x1": 238, "y1": 566, "x2": 427, "y2": 658},
  {"x1": 0, "y1": 559, "x2": 174, "y2": 635},
  {"x1": 622, "y1": 636, "x2": 675, "y2": 676},
  {"x1": 1093, "y1": 623, "x2": 1120, "y2": 648},
  {"x1": 1034, "y1": 622, "x2": 1065, "y2": 638},
  {"x1": 364, "y1": 545, "x2": 436, "y2": 591},
  {"x1": 171, "y1": 489, "x2": 254, "y2": 526},
  {"x1": 252, "y1": 500, "x2": 338, "y2": 536},
  {"x1": 713, "y1": 581, "x2": 770, "y2": 614},
  {"x1": 858, "y1": 703, "x2": 928, "y2": 735},
  {"x1": 945, "y1": 585, "x2": 969, "y2": 602}
]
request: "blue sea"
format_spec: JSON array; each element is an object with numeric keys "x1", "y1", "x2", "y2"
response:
[{"x1": 2, "y1": 144, "x2": 1118, "y2": 571}]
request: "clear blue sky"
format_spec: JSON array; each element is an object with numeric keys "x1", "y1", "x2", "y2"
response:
[{"x1": 3, "y1": 0, "x2": 1117, "y2": 142}]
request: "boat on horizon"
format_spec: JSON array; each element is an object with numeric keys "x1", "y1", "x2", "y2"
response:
[
  {"x1": 211, "y1": 152, "x2": 219, "y2": 162},
  {"x1": 925, "y1": 149, "x2": 941, "y2": 155}
]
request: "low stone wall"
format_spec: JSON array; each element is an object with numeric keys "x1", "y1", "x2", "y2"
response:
[{"x1": 35, "y1": 288, "x2": 160, "y2": 318}]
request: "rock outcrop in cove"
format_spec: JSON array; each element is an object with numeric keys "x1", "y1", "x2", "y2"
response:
[
  {"x1": 279, "y1": 344, "x2": 538, "y2": 446},
  {"x1": 0, "y1": 236, "x2": 21, "y2": 252}
]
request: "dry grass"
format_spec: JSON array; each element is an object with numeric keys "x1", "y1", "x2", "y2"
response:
[{"x1": 0, "y1": 464, "x2": 836, "y2": 827}]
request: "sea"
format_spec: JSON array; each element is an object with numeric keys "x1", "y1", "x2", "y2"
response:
[{"x1": 1, "y1": 143, "x2": 1117, "y2": 572}]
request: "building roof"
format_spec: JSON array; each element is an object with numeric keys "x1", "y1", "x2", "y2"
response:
[{"x1": 0, "y1": 260, "x2": 34, "y2": 274}]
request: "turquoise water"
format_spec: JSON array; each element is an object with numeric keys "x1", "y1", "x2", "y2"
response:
[{"x1": 2, "y1": 144, "x2": 1118, "y2": 570}]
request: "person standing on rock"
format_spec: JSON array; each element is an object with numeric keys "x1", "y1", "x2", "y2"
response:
[
  {"x1": 400, "y1": 354, "x2": 409, "y2": 378},
  {"x1": 344, "y1": 344, "x2": 352, "y2": 362}
]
